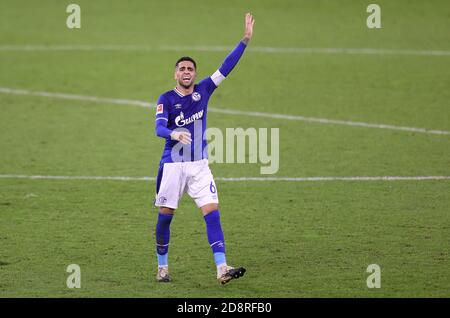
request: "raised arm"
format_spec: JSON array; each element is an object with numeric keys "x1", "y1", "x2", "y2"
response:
[{"x1": 210, "y1": 13, "x2": 255, "y2": 86}]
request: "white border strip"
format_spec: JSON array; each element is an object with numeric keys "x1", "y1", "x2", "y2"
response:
[
  {"x1": 1, "y1": 45, "x2": 450, "y2": 57},
  {"x1": 1, "y1": 87, "x2": 449, "y2": 136},
  {"x1": 0, "y1": 174, "x2": 449, "y2": 182}
]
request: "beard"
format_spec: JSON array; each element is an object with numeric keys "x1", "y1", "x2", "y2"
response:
[{"x1": 178, "y1": 79, "x2": 193, "y2": 89}]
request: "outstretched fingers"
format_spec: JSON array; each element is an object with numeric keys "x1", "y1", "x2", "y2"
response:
[
  {"x1": 246, "y1": 12, "x2": 254, "y2": 29},
  {"x1": 244, "y1": 13, "x2": 255, "y2": 42}
]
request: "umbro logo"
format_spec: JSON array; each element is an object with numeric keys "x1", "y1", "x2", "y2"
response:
[{"x1": 174, "y1": 104, "x2": 182, "y2": 109}]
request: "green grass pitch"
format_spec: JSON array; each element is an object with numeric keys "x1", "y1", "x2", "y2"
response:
[{"x1": 0, "y1": 0, "x2": 449, "y2": 297}]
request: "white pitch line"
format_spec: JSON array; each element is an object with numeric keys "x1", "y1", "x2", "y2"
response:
[
  {"x1": 207, "y1": 108, "x2": 450, "y2": 135},
  {"x1": 0, "y1": 174, "x2": 449, "y2": 182},
  {"x1": 160, "y1": 45, "x2": 450, "y2": 57},
  {"x1": 0, "y1": 87, "x2": 152, "y2": 108},
  {"x1": 0, "y1": 174, "x2": 155, "y2": 181},
  {"x1": 1, "y1": 44, "x2": 450, "y2": 57},
  {"x1": 1, "y1": 86, "x2": 449, "y2": 136}
]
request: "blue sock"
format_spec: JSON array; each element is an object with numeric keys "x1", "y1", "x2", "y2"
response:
[
  {"x1": 155, "y1": 212, "x2": 173, "y2": 267},
  {"x1": 204, "y1": 210, "x2": 227, "y2": 266}
]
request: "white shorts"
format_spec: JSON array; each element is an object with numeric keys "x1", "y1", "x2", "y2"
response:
[{"x1": 155, "y1": 159, "x2": 219, "y2": 209}]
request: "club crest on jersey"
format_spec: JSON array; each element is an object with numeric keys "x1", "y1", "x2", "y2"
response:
[
  {"x1": 192, "y1": 92, "x2": 201, "y2": 102},
  {"x1": 175, "y1": 110, "x2": 204, "y2": 127},
  {"x1": 156, "y1": 104, "x2": 163, "y2": 114}
]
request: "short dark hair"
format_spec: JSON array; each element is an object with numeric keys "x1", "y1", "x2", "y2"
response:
[{"x1": 175, "y1": 56, "x2": 197, "y2": 69}]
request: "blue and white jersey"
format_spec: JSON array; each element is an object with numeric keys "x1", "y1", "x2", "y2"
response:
[
  {"x1": 156, "y1": 77, "x2": 217, "y2": 164},
  {"x1": 155, "y1": 41, "x2": 247, "y2": 165}
]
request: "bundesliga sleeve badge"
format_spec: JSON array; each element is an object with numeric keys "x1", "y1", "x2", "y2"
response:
[{"x1": 156, "y1": 104, "x2": 164, "y2": 115}]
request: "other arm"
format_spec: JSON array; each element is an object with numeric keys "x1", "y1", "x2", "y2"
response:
[{"x1": 155, "y1": 97, "x2": 191, "y2": 144}]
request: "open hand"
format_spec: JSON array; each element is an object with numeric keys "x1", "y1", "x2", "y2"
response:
[{"x1": 243, "y1": 13, "x2": 255, "y2": 44}]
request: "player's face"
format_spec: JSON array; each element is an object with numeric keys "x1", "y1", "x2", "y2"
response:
[{"x1": 174, "y1": 61, "x2": 197, "y2": 89}]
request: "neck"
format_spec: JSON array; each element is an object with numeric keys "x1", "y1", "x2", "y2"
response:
[{"x1": 176, "y1": 85, "x2": 194, "y2": 96}]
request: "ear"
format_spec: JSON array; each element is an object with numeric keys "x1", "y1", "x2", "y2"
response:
[{"x1": 174, "y1": 70, "x2": 177, "y2": 80}]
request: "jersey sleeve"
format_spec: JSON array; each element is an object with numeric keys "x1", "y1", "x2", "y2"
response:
[
  {"x1": 209, "y1": 41, "x2": 247, "y2": 89},
  {"x1": 156, "y1": 94, "x2": 169, "y2": 121},
  {"x1": 155, "y1": 94, "x2": 172, "y2": 139},
  {"x1": 200, "y1": 41, "x2": 247, "y2": 94},
  {"x1": 198, "y1": 77, "x2": 219, "y2": 95},
  {"x1": 218, "y1": 41, "x2": 247, "y2": 77}
]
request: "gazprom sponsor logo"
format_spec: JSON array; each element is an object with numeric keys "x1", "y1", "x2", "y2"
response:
[{"x1": 175, "y1": 110, "x2": 204, "y2": 127}]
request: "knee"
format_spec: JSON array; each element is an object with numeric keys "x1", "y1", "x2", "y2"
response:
[
  {"x1": 201, "y1": 203, "x2": 219, "y2": 215},
  {"x1": 159, "y1": 207, "x2": 175, "y2": 215}
]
